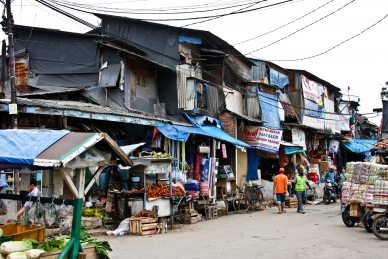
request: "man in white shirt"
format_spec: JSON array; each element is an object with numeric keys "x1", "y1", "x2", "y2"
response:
[{"x1": 17, "y1": 178, "x2": 41, "y2": 217}]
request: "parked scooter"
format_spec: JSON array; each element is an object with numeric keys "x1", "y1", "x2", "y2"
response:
[
  {"x1": 341, "y1": 203, "x2": 377, "y2": 232},
  {"x1": 323, "y1": 180, "x2": 337, "y2": 205}
]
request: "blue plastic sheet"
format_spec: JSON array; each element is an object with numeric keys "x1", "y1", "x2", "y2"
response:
[
  {"x1": 343, "y1": 139, "x2": 377, "y2": 154},
  {"x1": 269, "y1": 68, "x2": 289, "y2": 89},
  {"x1": 304, "y1": 99, "x2": 320, "y2": 118},
  {"x1": 257, "y1": 87, "x2": 280, "y2": 129},
  {"x1": 0, "y1": 129, "x2": 69, "y2": 165},
  {"x1": 179, "y1": 35, "x2": 202, "y2": 44},
  {"x1": 247, "y1": 148, "x2": 260, "y2": 181},
  {"x1": 157, "y1": 124, "x2": 250, "y2": 148}
]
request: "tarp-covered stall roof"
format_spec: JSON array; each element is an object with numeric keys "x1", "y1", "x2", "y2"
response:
[
  {"x1": 157, "y1": 124, "x2": 250, "y2": 149},
  {"x1": 35, "y1": 132, "x2": 132, "y2": 167},
  {"x1": 280, "y1": 141, "x2": 306, "y2": 156},
  {"x1": 343, "y1": 138, "x2": 377, "y2": 154},
  {"x1": 0, "y1": 129, "x2": 69, "y2": 165},
  {"x1": 0, "y1": 130, "x2": 133, "y2": 168}
]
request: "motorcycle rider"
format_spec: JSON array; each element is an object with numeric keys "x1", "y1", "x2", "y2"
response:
[{"x1": 326, "y1": 166, "x2": 339, "y2": 196}]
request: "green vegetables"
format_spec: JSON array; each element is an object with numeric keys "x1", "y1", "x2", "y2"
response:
[{"x1": 18, "y1": 227, "x2": 113, "y2": 259}]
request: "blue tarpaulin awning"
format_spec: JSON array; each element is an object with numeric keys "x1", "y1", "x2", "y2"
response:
[
  {"x1": 156, "y1": 124, "x2": 250, "y2": 148},
  {"x1": 343, "y1": 138, "x2": 377, "y2": 153},
  {"x1": 0, "y1": 129, "x2": 69, "y2": 165}
]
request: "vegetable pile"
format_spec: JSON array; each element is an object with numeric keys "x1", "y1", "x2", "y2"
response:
[
  {"x1": 145, "y1": 183, "x2": 184, "y2": 198},
  {"x1": 134, "y1": 209, "x2": 157, "y2": 218},
  {"x1": 0, "y1": 227, "x2": 112, "y2": 259}
]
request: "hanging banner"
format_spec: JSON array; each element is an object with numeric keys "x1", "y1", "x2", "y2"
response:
[
  {"x1": 243, "y1": 126, "x2": 283, "y2": 154},
  {"x1": 302, "y1": 75, "x2": 319, "y2": 103},
  {"x1": 291, "y1": 128, "x2": 306, "y2": 150}
]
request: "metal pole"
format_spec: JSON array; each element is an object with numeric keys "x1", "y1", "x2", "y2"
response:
[
  {"x1": 1, "y1": 40, "x2": 6, "y2": 99},
  {"x1": 6, "y1": 0, "x2": 17, "y2": 129}
]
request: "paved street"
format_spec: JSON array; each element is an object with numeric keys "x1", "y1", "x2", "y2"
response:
[{"x1": 98, "y1": 202, "x2": 387, "y2": 259}]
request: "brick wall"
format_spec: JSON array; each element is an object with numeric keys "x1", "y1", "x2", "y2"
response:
[
  {"x1": 219, "y1": 111, "x2": 236, "y2": 137},
  {"x1": 219, "y1": 111, "x2": 236, "y2": 172}
]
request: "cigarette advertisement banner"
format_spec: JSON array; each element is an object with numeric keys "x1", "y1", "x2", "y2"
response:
[
  {"x1": 302, "y1": 75, "x2": 319, "y2": 103},
  {"x1": 243, "y1": 126, "x2": 283, "y2": 154}
]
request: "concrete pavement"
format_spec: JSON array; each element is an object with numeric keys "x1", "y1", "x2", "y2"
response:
[{"x1": 98, "y1": 202, "x2": 386, "y2": 259}]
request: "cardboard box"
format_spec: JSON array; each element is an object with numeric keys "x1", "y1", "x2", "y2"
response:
[
  {"x1": 310, "y1": 158, "x2": 321, "y2": 164},
  {"x1": 309, "y1": 164, "x2": 319, "y2": 173},
  {"x1": 319, "y1": 161, "x2": 331, "y2": 171}
]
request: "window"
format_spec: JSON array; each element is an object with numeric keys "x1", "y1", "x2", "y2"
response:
[{"x1": 136, "y1": 74, "x2": 146, "y2": 86}]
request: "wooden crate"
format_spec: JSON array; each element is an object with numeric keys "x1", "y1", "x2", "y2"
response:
[
  {"x1": 38, "y1": 244, "x2": 98, "y2": 259},
  {"x1": 184, "y1": 209, "x2": 199, "y2": 224},
  {"x1": 350, "y1": 203, "x2": 361, "y2": 217},
  {"x1": 0, "y1": 223, "x2": 45, "y2": 242},
  {"x1": 285, "y1": 197, "x2": 297, "y2": 208},
  {"x1": 205, "y1": 205, "x2": 218, "y2": 220},
  {"x1": 129, "y1": 217, "x2": 158, "y2": 236}
]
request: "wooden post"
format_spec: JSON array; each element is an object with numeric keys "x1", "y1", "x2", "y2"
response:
[{"x1": 69, "y1": 168, "x2": 85, "y2": 259}]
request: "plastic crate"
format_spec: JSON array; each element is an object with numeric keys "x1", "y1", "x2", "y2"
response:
[
  {"x1": 0, "y1": 236, "x2": 12, "y2": 245},
  {"x1": 0, "y1": 223, "x2": 45, "y2": 242}
]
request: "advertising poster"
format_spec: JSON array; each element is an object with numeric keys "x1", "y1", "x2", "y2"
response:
[{"x1": 243, "y1": 126, "x2": 283, "y2": 154}]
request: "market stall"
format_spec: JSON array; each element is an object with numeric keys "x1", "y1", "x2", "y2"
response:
[{"x1": 0, "y1": 129, "x2": 132, "y2": 259}]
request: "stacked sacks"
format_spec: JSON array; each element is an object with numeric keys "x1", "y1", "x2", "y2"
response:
[
  {"x1": 345, "y1": 162, "x2": 355, "y2": 182},
  {"x1": 184, "y1": 179, "x2": 200, "y2": 199},
  {"x1": 365, "y1": 185, "x2": 374, "y2": 203},
  {"x1": 341, "y1": 182, "x2": 351, "y2": 203},
  {"x1": 350, "y1": 162, "x2": 370, "y2": 203}
]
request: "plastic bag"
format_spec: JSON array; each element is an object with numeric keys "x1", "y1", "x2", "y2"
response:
[
  {"x1": 45, "y1": 200, "x2": 57, "y2": 227},
  {"x1": 27, "y1": 203, "x2": 36, "y2": 226},
  {"x1": 106, "y1": 218, "x2": 129, "y2": 236},
  {"x1": 0, "y1": 199, "x2": 7, "y2": 216},
  {"x1": 60, "y1": 217, "x2": 71, "y2": 235},
  {"x1": 34, "y1": 199, "x2": 45, "y2": 226},
  {"x1": 57, "y1": 202, "x2": 69, "y2": 219},
  {"x1": 20, "y1": 207, "x2": 31, "y2": 228}
]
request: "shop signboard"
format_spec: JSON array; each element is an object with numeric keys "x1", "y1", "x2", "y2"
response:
[
  {"x1": 291, "y1": 128, "x2": 306, "y2": 150},
  {"x1": 301, "y1": 75, "x2": 319, "y2": 103},
  {"x1": 243, "y1": 126, "x2": 283, "y2": 154}
]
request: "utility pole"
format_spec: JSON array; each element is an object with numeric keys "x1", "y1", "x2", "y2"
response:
[
  {"x1": 5, "y1": 0, "x2": 17, "y2": 129},
  {"x1": 4, "y1": 0, "x2": 20, "y2": 218}
]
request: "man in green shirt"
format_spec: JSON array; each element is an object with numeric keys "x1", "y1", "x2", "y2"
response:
[{"x1": 291, "y1": 166, "x2": 312, "y2": 214}]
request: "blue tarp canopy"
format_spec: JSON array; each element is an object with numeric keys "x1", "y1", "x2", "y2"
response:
[
  {"x1": 343, "y1": 138, "x2": 377, "y2": 153},
  {"x1": 157, "y1": 124, "x2": 250, "y2": 148},
  {"x1": 257, "y1": 86, "x2": 281, "y2": 129},
  {"x1": 0, "y1": 129, "x2": 69, "y2": 165},
  {"x1": 284, "y1": 146, "x2": 306, "y2": 156}
]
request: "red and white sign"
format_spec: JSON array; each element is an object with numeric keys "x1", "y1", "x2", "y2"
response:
[
  {"x1": 243, "y1": 126, "x2": 283, "y2": 153},
  {"x1": 302, "y1": 75, "x2": 319, "y2": 103}
]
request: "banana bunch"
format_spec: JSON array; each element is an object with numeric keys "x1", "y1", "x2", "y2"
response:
[{"x1": 152, "y1": 152, "x2": 174, "y2": 159}]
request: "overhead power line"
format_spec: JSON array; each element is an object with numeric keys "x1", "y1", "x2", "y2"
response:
[
  {"x1": 265, "y1": 12, "x2": 388, "y2": 61},
  {"x1": 234, "y1": 0, "x2": 335, "y2": 45},
  {"x1": 44, "y1": 0, "x2": 296, "y2": 22},
  {"x1": 245, "y1": 0, "x2": 356, "y2": 55},
  {"x1": 46, "y1": 0, "x2": 262, "y2": 15}
]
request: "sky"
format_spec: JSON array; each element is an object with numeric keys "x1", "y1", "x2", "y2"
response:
[{"x1": 1, "y1": 0, "x2": 386, "y2": 126}]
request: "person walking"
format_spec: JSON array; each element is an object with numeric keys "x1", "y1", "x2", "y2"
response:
[
  {"x1": 273, "y1": 168, "x2": 288, "y2": 214},
  {"x1": 17, "y1": 178, "x2": 42, "y2": 217},
  {"x1": 292, "y1": 166, "x2": 312, "y2": 214}
]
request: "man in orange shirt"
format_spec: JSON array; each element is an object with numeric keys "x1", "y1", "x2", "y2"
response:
[{"x1": 273, "y1": 168, "x2": 288, "y2": 214}]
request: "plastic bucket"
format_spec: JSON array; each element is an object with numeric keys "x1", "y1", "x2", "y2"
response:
[{"x1": 99, "y1": 172, "x2": 110, "y2": 191}]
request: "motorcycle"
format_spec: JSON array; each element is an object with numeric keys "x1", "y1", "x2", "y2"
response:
[
  {"x1": 323, "y1": 180, "x2": 337, "y2": 205},
  {"x1": 341, "y1": 203, "x2": 378, "y2": 232},
  {"x1": 341, "y1": 203, "x2": 358, "y2": 227}
]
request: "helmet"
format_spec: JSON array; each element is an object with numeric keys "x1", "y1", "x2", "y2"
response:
[
  {"x1": 329, "y1": 165, "x2": 336, "y2": 171},
  {"x1": 298, "y1": 166, "x2": 304, "y2": 171},
  {"x1": 279, "y1": 168, "x2": 285, "y2": 173}
]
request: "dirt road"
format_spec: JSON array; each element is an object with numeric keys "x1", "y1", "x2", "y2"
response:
[{"x1": 98, "y1": 203, "x2": 386, "y2": 259}]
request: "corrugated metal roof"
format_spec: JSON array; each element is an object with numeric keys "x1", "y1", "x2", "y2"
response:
[
  {"x1": 286, "y1": 69, "x2": 341, "y2": 92},
  {"x1": 15, "y1": 98, "x2": 192, "y2": 126},
  {"x1": 226, "y1": 109, "x2": 263, "y2": 124},
  {"x1": 278, "y1": 92, "x2": 298, "y2": 119}
]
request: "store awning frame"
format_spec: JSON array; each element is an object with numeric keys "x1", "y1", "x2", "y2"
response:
[{"x1": 156, "y1": 124, "x2": 250, "y2": 149}]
